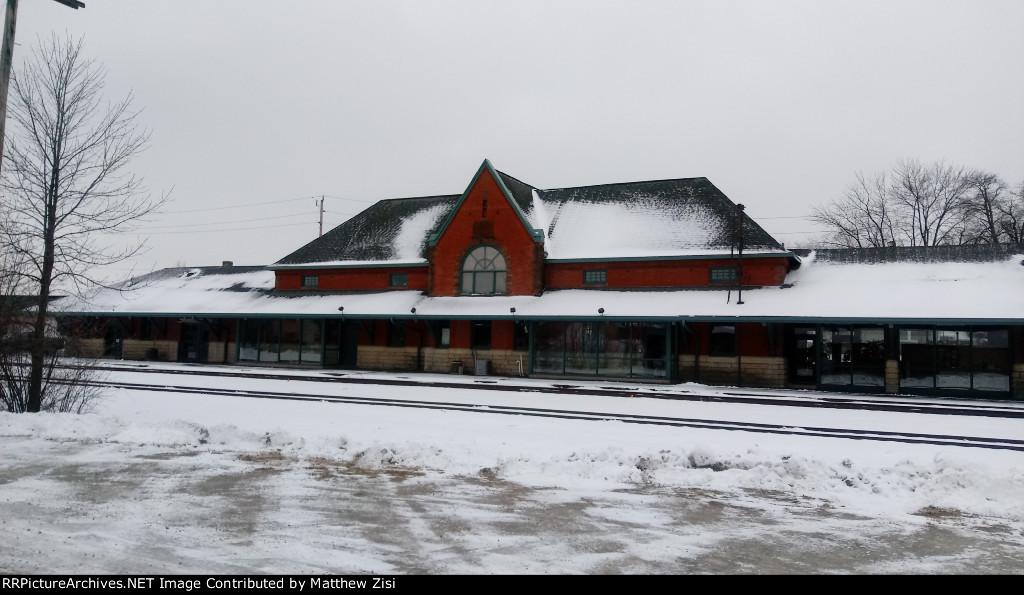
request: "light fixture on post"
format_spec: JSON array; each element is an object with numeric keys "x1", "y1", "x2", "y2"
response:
[{"x1": 598, "y1": 307, "x2": 605, "y2": 315}]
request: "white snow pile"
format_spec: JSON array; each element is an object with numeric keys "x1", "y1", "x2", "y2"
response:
[{"x1": 3, "y1": 387, "x2": 1022, "y2": 526}]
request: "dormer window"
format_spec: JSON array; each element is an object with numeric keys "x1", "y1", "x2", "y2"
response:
[{"x1": 461, "y1": 246, "x2": 506, "y2": 295}]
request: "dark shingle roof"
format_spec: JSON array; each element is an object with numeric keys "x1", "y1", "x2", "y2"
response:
[
  {"x1": 276, "y1": 194, "x2": 459, "y2": 265},
  {"x1": 535, "y1": 177, "x2": 782, "y2": 257},
  {"x1": 274, "y1": 166, "x2": 786, "y2": 267}
]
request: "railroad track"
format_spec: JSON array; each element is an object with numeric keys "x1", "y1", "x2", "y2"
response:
[
  {"x1": 83, "y1": 376, "x2": 1024, "y2": 453},
  {"x1": 76, "y1": 362, "x2": 1024, "y2": 419}
]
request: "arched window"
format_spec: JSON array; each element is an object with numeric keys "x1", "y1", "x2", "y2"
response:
[{"x1": 461, "y1": 246, "x2": 506, "y2": 295}]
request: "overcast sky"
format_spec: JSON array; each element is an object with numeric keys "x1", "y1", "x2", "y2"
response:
[{"x1": 7, "y1": 0, "x2": 1023, "y2": 280}]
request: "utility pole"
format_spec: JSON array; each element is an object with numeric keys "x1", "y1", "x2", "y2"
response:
[
  {"x1": 736, "y1": 203, "x2": 745, "y2": 305},
  {"x1": 317, "y1": 196, "x2": 324, "y2": 237},
  {"x1": 0, "y1": 0, "x2": 84, "y2": 177}
]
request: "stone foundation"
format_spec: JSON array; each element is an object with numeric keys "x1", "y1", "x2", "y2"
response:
[
  {"x1": 355, "y1": 346, "x2": 529, "y2": 376},
  {"x1": 677, "y1": 355, "x2": 786, "y2": 388},
  {"x1": 68, "y1": 339, "x2": 104, "y2": 358},
  {"x1": 120, "y1": 339, "x2": 177, "y2": 361},
  {"x1": 885, "y1": 359, "x2": 900, "y2": 394}
]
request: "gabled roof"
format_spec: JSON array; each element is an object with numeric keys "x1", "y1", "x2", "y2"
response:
[
  {"x1": 426, "y1": 159, "x2": 544, "y2": 246},
  {"x1": 273, "y1": 162, "x2": 788, "y2": 268}
]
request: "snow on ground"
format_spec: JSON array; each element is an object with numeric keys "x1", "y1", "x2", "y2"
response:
[{"x1": 1, "y1": 363, "x2": 1023, "y2": 573}]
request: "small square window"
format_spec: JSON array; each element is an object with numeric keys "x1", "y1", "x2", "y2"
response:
[
  {"x1": 301, "y1": 275, "x2": 319, "y2": 288},
  {"x1": 709, "y1": 267, "x2": 737, "y2": 284},
  {"x1": 583, "y1": 269, "x2": 607, "y2": 285},
  {"x1": 390, "y1": 273, "x2": 408, "y2": 288}
]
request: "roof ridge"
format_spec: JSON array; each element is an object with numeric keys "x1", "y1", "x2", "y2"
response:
[{"x1": 540, "y1": 176, "x2": 711, "y2": 193}]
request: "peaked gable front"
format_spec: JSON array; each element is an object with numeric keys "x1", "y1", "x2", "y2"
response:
[{"x1": 427, "y1": 160, "x2": 545, "y2": 296}]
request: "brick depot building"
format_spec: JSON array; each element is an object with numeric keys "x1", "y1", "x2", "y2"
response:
[{"x1": 58, "y1": 160, "x2": 1024, "y2": 400}]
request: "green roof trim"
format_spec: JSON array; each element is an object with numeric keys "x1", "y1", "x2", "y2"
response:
[
  {"x1": 52, "y1": 311, "x2": 1024, "y2": 326},
  {"x1": 545, "y1": 252, "x2": 793, "y2": 264},
  {"x1": 427, "y1": 159, "x2": 544, "y2": 247},
  {"x1": 268, "y1": 262, "x2": 429, "y2": 271}
]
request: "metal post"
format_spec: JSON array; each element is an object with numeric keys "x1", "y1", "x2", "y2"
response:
[
  {"x1": 0, "y1": 1, "x2": 83, "y2": 177},
  {"x1": 0, "y1": 0, "x2": 20, "y2": 176},
  {"x1": 736, "y1": 204, "x2": 745, "y2": 305}
]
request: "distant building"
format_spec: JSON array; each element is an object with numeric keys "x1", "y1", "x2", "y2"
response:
[{"x1": 56, "y1": 160, "x2": 1024, "y2": 400}]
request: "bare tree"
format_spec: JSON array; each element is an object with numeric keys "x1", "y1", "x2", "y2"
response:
[
  {"x1": 811, "y1": 160, "x2": 1017, "y2": 249},
  {"x1": 0, "y1": 35, "x2": 164, "y2": 413},
  {"x1": 959, "y1": 172, "x2": 1008, "y2": 244},
  {"x1": 889, "y1": 159, "x2": 975, "y2": 246},
  {"x1": 997, "y1": 180, "x2": 1024, "y2": 244},
  {"x1": 811, "y1": 171, "x2": 897, "y2": 248}
]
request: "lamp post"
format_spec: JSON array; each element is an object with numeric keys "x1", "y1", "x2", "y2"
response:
[{"x1": 0, "y1": 0, "x2": 85, "y2": 177}]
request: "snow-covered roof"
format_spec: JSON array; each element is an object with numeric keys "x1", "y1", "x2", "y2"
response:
[
  {"x1": 57, "y1": 249, "x2": 1024, "y2": 323},
  {"x1": 273, "y1": 167, "x2": 787, "y2": 268}
]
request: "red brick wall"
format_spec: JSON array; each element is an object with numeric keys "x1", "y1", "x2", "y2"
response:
[
  {"x1": 275, "y1": 266, "x2": 428, "y2": 291},
  {"x1": 450, "y1": 320, "x2": 471, "y2": 349},
  {"x1": 491, "y1": 320, "x2": 515, "y2": 350},
  {"x1": 429, "y1": 169, "x2": 543, "y2": 296},
  {"x1": 545, "y1": 257, "x2": 789, "y2": 289},
  {"x1": 683, "y1": 322, "x2": 775, "y2": 357}
]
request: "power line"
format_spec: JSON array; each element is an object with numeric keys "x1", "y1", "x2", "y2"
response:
[
  {"x1": 160, "y1": 193, "x2": 374, "y2": 215},
  {"x1": 131, "y1": 222, "x2": 313, "y2": 235},
  {"x1": 137, "y1": 212, "x2": 310, "y2": 231}
]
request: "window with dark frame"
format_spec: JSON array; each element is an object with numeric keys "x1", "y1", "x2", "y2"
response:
[
  {"x1": 141, "y1": 318, "x2": 155, "y2": 341},
  {"x1": 439, "y1": 321, "x2": 451, "y2": 348},
  {"x1": 461, "y1": 246, "x2": 507, "y2": 295},
  {"x1": 389, "y1": 273, "x2": 408, "y2": 288},
  {"x1": 513, "y1": 320, "x2": 530, "y2": 351},
  {"x1": 583, "y1": 269, "x2": 607, "y2": 285},
  {"x1": 470, "y1": 321, "x2": 492, "y2": 350},
  {"x1": 709, "y1": 267, "x2": 738, "y2": 284},
  {"x1": 709, "y1": 324, "x2": 736, "y2": 356},
  {"x1": 301, "y1": 275, "x2": 319, "y2": 288},
  {"x1": 387, "y1": 321, "x2": 406, "y2": 348}
]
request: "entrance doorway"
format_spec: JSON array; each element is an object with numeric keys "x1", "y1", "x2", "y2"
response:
[
  {"x1": 325, "y1": 320, "x2": 359, "y2": 368},
  {"x1": 103, "y1": 326, "x2": 123, "y2": 359},
  {"x1": 177, "y1": 322, "x2": 209, "y2": 362},
  {"x1": 788, "y1": 327, "x2": 816, "y2": 385}
]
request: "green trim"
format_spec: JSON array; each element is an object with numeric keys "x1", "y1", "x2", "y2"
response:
[
  {"x1": 53, "y1": 311, "x2": 1024, "y2": 326},
  {"x1": 460, "y1": 244, "x2": 508, "y2": 295},
  {"x1": 427, "y1": 159, "x2": 544, "y2": 247},
  {"x1": 547, "y1": 252, "x2": 792, "y2": 264},
  {"x1": 269, "y1": 262, "x2": 428, "y2": 271}
]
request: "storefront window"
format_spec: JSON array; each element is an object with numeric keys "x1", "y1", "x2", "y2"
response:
[
  {"x1": 899, "y1": 328, "x2": 934, "y2": 389},
  {"x1": 533, "y1": 321, "x2": 668, "y2": 379},
  {"x1": 258, "y1": 319, "x2": 280, "y2": 362},
  {"x1": 238, "y1": 319, "x2": 260, "y2": 361},
  {"x1": 972, "y1": 329, "x2": 1010, "y2": 391},
  {"x1": 900, "y1": 327, "x2": 1010, "y2": 393},
  {"x1": 300, "y1": 319, "x2": 323, "y2": 363},
  {"x1": 279, "y1": 319, "x2": 301, "y2": 362}
]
